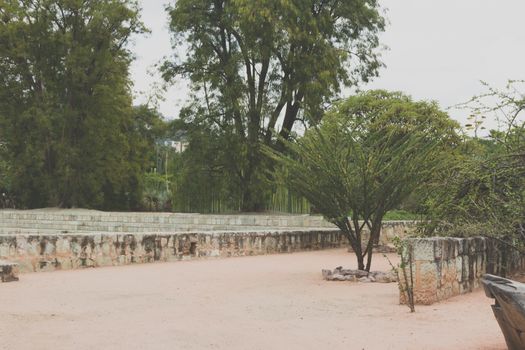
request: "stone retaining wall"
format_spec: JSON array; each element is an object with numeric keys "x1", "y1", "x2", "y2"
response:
[
  {"x1": 0, "y1": 230, "x2": 346, "y2": 273},
  {"x1": 403, "y1": 237, "x2": 525, "y2": 305},
  {"x1": 0, "y1": 210, "x2": 416, "y2": 274}
]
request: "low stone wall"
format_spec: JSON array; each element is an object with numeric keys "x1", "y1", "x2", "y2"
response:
[
  {"x1": 0, "y1": 229, "x2": 346, "y2": 273},
  {"x1": 0, "y1": 209, "x2": 416, "y2": 275},
  {"x1": 403, "y1": 237, "x2": 525, "y2": 305},
  {"x1": 376, "y1": 221, "x2": 414, "y2": 247}
]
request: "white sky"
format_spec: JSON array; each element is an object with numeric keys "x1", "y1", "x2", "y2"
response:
[{"x1": 130, "y1": 0, "x2": 525, "y2": 131}]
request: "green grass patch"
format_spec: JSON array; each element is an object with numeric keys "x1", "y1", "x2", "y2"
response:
[{"x1": 383, "y1": 210, "x2": 420, "y2": 221}]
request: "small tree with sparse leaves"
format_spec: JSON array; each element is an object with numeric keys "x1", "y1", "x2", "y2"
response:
[{"x1": 269, "y1": 90, "x2": 459, "y2": 271}]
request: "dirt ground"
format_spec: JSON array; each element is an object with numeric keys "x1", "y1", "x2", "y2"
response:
[{"x1": 0, "y1": 249, "x2": 505, "y2": 350}]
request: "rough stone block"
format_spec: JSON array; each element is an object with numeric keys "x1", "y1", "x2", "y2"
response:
[
  {"x1": 404, "y1": 237, "x2": 497, "y2": 305},
  {"x1": 455, "y1": 256, "x2": 463, "y2": 281},
  {"x1": 411, "y1": 238, "x2": 436, "y2": 261},
  {"x1": 462, "y1": 255, "x2": 470, "y2": 282},
  {"x1": 442, "y1": 238, "x2": 458, "y2": 260},
  {"x1": 0, "y1": 243, "x2": 10, "y2": 258},
  {"x1": 434, "y1": 239, "x2": 443, "y2": 260},
  {"x1": 0, "y1": 260, "x2": 19, "y2": 282},
  {"x1": 413, "y1": 261, "x2": 439, "y2": 305}
]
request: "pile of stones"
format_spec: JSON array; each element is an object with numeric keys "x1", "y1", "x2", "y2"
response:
[
  {"x1": 0, "y1": 260, "x2": 19, "y2": 283},
  {"x1": 322, "y1": 266, "x2": 397, "y2": 283}
]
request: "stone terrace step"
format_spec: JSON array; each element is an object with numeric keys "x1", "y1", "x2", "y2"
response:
[
  {"x1": 0, "y1": 221, "x2": 287, "y2": 233},
  {"x1": 0, "y1": 226, "x2": 338, "y2": 236},
  {"x1": 0, "y1": 210, "x2": 335, "y2": 233},
  {"x1": 0, "y1": 210, "x2": 332, "y2": 226}
]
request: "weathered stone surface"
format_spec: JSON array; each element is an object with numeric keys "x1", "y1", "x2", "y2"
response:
[
  {"x1": 0, "y1": 260, "x2": 19, "y2": 282},
  {"x1": 0, "y1": 210, "x2": 417, "y2": 237},
  {"x1": 322, "y1": 267, "x2": 396, "y2": 283},
  {"x1": 359, "y1": 276, "x2": 373, "y2": 283},
  {"x1": 322, "y1": 269, "x2": 333, "y2": 279},
  {"x1": 371, "y1": 271, "x2": 397, "y2": 283},
  {"x1": 482, "y1": 274, "x2": 525, "y2": 350},
  {"x1": 401, "y1": 237, "x2": 525, "y2": 306},
  {"x1": 0, "y1": 230, "x2": 350, "y2": 273},
  {"x1": 0, "y1": 210, "x2": 417, "y2": 274},
  {"x1": 329, "y1": 274, "x2": 358, "y2": 282},
  {"x1": 412, "y1": 238, "x2": 437, "y2": 261},
  {"x1": 331, "y1": 274, "x2": 347, "y2": 281},
  {"x1": 335, "y1": 268, "x2": 368, "y2": 278}
]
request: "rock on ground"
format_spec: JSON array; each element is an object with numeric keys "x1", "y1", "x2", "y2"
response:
[
  {"x1": 323, "y1": 267, "x2": 397, "y2": 283},
  {"x1": 0, "y1": 260, "x2": 19, "y2": 282}
]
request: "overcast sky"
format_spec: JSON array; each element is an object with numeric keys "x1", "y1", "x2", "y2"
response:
[{"x1": 130, "y1": 0, "x2": 525, "y2": 131}]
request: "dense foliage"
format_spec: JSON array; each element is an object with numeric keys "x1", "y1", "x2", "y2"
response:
[
  {"x1": 2, "y1": 0, "x2": 520, "y2": 246},
  {"x1": 0, "y1": 0, "x2": 153, "y2": 209},
  {"x1": 163, "y1": 0, "x2": 386, "y2": 211},
  {"x1": 421, "y1": 82, "x2": 525, "y2": 245},
  {"x1": 164, "y1": 117, "x2": 310, "y2": 213}
]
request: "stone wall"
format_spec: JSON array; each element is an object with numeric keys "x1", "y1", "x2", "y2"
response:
[
  {"x1": 0, "y1": 210, "x2": 416, "y2": 236},
  {"x1": 0, "y1": 230, "x2": 346, "y2": 273},
  {"x1": 0, "y1": 209, "x2": 416, "y2": 274},
  {"x1": 402, "y1": 237, "x2": 525, "y2": 305},
  {"x1": 0, "y1": 210, "x2": 336, "y2": 233},
  {"x1": 376, "y1": 221, "x2": 414, "y2": 247}
]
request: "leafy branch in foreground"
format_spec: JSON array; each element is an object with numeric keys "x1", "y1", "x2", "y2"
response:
[
  {"x1": 422, "y1": 81, "x2": 525, "y2": 246},
  {"x1": 385, "y1": 236, "x2": 415, "y2": 312}
]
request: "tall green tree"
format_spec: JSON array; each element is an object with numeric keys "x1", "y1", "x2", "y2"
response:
[
  {"x1": 270, "y1": 91, "x2": 459, "y2": 271},
  {"x1": 0, "y1": 139, "x2": 12, "y2": 207},
  {"x1": 0, "y1": 0, "x2": 146, "y2": 209},
  {"x1": 172, "y1": 123, "x2": 234, "y2": 212},
  {"x1": 163, "y1": 0, "x2": 385, "y2": 211}
]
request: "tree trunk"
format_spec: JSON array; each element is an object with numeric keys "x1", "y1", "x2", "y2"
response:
[
  {"x1": 240, "y1": 185, "x2": 265, "y2": 212},
  {"x1": 340, "y1": 220, "x2": 366, "y2": 271},
  {"x1": 365, "y1": 222, "x2": 382, "y2": 271},
  {"x1": 239, "y1": 161, "x2": 266, "y2": 212},
  {"x1": 356, "y1": 253, "x2": 365, "y2": 271},
  {"x1": 365, "y1": 243, "x2": 373, "y2": 272}
]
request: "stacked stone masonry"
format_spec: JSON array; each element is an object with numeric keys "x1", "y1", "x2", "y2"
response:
[
  {"x1": 0, "y1": 230, "x2": 346, "y2": 273},
  {"x1": 0, "y1": 210, "x2": 415, "y2": 273},
  {"x1": 404, "y1": 237, "x2": 525, "y2": 305},
  {"x1": 0, "y1": 210, "x2": 412, "y2": 243}
]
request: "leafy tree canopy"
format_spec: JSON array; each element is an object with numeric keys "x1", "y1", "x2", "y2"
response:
[
  {"x1": 0, "y1": 0, "x2": 148, "y2": 209},
  {"x1": 163, "y1": 0, "x2": 386, "y2": 211},
  {"x1": 270, "y1": 90, "x2": 459, "y2": 270}
]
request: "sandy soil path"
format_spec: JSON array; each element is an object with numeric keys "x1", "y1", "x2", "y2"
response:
[{"x1": 0, "y1": 249, "x2": 505, "y2": 350}]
